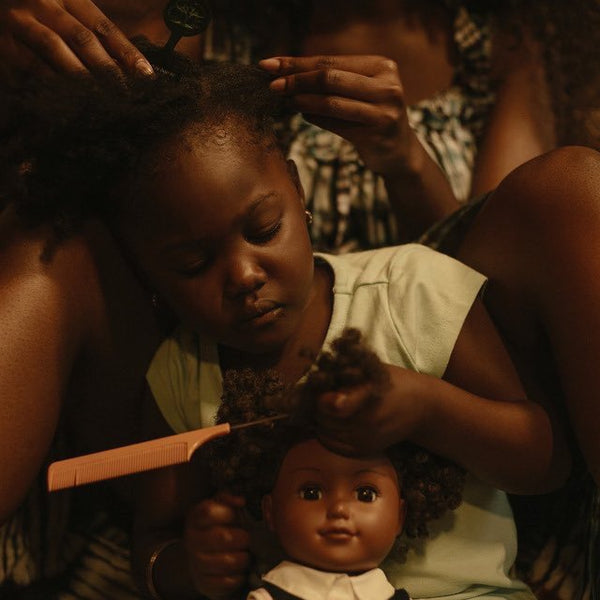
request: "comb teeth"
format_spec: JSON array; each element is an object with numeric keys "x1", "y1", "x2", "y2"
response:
[
  {"x1": 47, "y1": 422, "x2": 232, "y2": 491},
  {"x1": 48, "y1": 443, "x2": 188, "y2": 491}
]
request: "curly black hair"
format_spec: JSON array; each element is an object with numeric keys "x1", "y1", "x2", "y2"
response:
[
  {"x1": 0, "y1": 40, "x2": 283, "y2": 244},
  {"x1": 209, "y1": 328, "x2": 465, "y2": 552}
]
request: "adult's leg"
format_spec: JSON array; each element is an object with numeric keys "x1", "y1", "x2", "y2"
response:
[{"x1": 455, "y1": 146, "x2": 600, "y2": 486}]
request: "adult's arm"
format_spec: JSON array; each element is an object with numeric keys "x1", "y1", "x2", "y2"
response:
[
  {"x1": 0, "y1": 226, "x2": 90, "y2": 522},
  {"x1": 470, "y1": 27, "x2": 556, "y2": 197},
  {"x1": 260, "y1": 54, "x2": 459, "y2": 242}
]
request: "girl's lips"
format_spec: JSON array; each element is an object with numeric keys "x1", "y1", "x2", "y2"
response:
[{"x1": 238, "y1": 301, "x2": 282, "y2": 327}]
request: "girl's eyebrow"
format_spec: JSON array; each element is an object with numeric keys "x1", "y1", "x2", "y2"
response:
[
  {"x1": 246, "y1": 191, "x2": 279, "y2": 214},
  {"x1": 161, "y1": 192, "x2": 282, "y2": 255}
]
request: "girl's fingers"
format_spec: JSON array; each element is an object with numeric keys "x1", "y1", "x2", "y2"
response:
[
  {"x1": 188, "y1": 549, "x2": 250, "y2": 575},
  {"x1": 186, "y1": 494, "x2": 245, "y2": 529},
  {"x1": 260, "y1": 54, "x2": 397, "y2": 78},
  {"x1": 270, "y1": 68, "x2": 404, "y2": 104},
  {"x1": 186, "y1": 523, "x2": 250, "y2": 552}
]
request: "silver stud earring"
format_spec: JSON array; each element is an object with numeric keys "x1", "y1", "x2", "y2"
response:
[{"x1": 305, "y1": 210, "x2": 313, "y2": 225}]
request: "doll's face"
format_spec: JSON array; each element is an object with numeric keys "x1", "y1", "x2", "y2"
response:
[{"x1": 262, "y1": 438, "x2": 405, "y2": 573}]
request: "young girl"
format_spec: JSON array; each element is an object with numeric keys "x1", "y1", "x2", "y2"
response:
[
  {"x1": 209, "y1": 329, "x2": 466, "y2": 600},
  {"x1": 112, "y1": 49, "x2": 565, "y2": 600}
]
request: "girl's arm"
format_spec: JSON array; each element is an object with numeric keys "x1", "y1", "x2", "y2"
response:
[
  {"x1": 317, "y1": 298, "x2": 570, "y2": 495},
  {"x1": 132, "y1": 390, "x2": 250, "y2": 600}
]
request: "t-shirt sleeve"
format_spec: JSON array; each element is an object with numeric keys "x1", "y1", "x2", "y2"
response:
[
  {"x1": 388, "y1": 245, "x2": 486, "y2": 378},
  {"x1": 146, "y1": 328, "x2": 222, "y2": 433}
]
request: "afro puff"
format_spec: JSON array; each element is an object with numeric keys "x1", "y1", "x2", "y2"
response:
[{"x1": 208, "y1": 328, "x2": 465, "y2": 550}]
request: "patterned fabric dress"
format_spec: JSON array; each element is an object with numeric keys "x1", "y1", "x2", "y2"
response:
[
  {"x1": 0, "y1": 432, "x2": 140, "y2": 599},
  {"x1": 286, "y1": 6, "x2": 496, "y2": 253}
]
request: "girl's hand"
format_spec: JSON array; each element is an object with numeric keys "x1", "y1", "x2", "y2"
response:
[
  {"x1": 259, "y1": 54, "x2": 419, "y2": 177},
  {"x1": 0, "y1": 0, "x2": 153, "y2": 83},
  {"x1": 316, "y1": 365, "x2": 424, "y2": 456},
  {"x1": 184, "y1": 491, "x2": 250, "y2": 600}
]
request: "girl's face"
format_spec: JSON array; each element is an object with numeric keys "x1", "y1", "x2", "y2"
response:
[
  {"x1": 121, "y1": 127, "x2": 315, "y2": 355},
  {"x1": 262, "y1": 439, "x2": 405, "y2": 573}
]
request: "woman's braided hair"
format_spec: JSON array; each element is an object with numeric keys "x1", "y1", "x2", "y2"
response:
[{"x1": 209, "y1": 328, "x2": 465, "y2": 552}]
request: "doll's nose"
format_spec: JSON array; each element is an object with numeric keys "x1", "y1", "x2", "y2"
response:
[{"x1": 327, "y1": 498, "x2": 350, "y2": 519}]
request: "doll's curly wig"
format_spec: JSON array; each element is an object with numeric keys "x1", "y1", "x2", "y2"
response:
[{"x1": 209, "y1": 328, "x2": 465, "y2": 544}]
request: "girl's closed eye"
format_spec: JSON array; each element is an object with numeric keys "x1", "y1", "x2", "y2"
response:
[
  {"x1": 245, "y1": 219, "x2": 282, "y2": 245},
  {"x1": 355, "y1": 485, "x2": 379, "y2": 503},
  {"x1": 299, "y1": 484, "x2": 323, "y2": 501},
  {"x1": 173, "y1": 252, "x2": 211, "y2": 277}
]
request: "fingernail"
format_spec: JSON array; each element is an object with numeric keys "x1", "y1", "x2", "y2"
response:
[
  {"x1": 135, "y1": 58, "x2": 154, "y2": 76},
  {"x1": 269, "y1": 77, "x2": 286, "y2": 92},
  {"x1": 259, "y1": 58, "x2": 281, "y2": 72}
]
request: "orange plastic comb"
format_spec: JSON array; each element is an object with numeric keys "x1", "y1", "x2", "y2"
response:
[{"x1": 47, "y1": 415, "x2": 285, "y2": 491}]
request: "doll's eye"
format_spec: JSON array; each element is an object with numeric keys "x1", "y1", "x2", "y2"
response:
[
  {"x1": 299, "y1": 485, "x2": 323, "y2": 500},
  {"x1": 356, "y1": 486, "x2": 378, "y2": 503}
]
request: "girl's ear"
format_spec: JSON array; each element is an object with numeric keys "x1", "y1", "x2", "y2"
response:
[
  {"x1": 262, "y1": 494, "x2": 276, "y2": 532},
  {"x1": 396, "y1": 498, "x2": 407, "y2": 536},
  {"x1": 286, "y1": 159, "x2": 306, "y2": 206}
]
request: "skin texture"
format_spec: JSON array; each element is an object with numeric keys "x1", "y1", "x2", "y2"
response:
[{"x1": 262, "y1": 439, "x2": 405, "y2": 573}]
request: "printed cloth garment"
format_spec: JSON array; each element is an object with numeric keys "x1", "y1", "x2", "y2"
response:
[
  {"x1": 0, "y1": 434, "x2": 140, "y2": 599},
  {"x1": 285, "y1": 5, "x2": 496, "y2": 253}
]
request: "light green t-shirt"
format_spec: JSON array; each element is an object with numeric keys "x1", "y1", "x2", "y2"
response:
[{"x1": 146, "y1": 244, "x2": 532, "y2": 600}]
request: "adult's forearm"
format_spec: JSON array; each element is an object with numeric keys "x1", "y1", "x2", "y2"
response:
[{"x1": 383, "y1": 136, "x2": 459, "y2": 242}]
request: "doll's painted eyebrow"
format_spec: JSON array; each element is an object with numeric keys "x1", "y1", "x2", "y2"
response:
[{"x1": 354, "y1": 468, "x2": 391, "y2": 478}]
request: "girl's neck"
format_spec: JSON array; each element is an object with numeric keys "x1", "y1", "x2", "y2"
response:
[{"x1": 220, "y1": 261, "x2": 333, "y2": 384}]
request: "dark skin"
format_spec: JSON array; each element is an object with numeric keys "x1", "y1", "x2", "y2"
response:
[
  {"x1": 0, "y1": 208, "x2": 160, "y2": 523},
  {"x1": 130, "y1": 126, "x2": 569, "y2": 600}
]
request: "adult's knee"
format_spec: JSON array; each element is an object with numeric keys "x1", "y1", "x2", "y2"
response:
[{"x1": 488, "y1": 146, "x2": 600, "y2": 234}]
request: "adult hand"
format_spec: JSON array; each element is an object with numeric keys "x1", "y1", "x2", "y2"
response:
[
  {"x1": 0, "y1": 0, "x2": 154, "y2": 82},
  {"x1": 259, "y1": 54, "x2": 418, "y2": 177},
  {"x1": 184, "y1": 491, "x2": 250, "y2": 600},
  {"x1": 315, "y1": 365, "x2": 425, "y2": 456}
]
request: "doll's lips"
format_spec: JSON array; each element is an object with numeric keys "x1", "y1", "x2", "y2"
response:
[{"x1": 319, "y1": 527, "x2": 357, "y2": 541}]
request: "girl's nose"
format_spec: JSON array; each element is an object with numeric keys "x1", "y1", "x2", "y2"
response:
[{"x1": 224, "y1": 252, "x2": 267, "y2": 298}]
